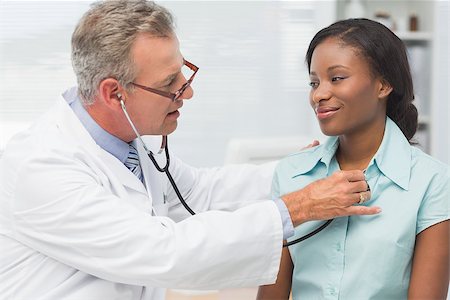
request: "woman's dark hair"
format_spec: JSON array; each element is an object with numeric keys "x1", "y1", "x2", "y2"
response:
[{"x1": 306, "y1": 18, "x2": 418, "y2": 142}]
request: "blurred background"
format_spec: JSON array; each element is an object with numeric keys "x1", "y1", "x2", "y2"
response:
[
  {"x1": 0, "y1": 0, "x2": 448, "y2": 299},
  {"x1": 1, "y1": 0, "x2": 448, "y2": 166}
]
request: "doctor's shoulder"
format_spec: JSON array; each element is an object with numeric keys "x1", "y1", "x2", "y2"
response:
[{"x1": 3, "y1": 116, "x2": 96, "y2": 183}]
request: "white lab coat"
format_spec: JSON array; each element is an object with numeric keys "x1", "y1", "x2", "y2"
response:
[{"x1": 0, "y1": 93, "x2": 283, "y2": 300}]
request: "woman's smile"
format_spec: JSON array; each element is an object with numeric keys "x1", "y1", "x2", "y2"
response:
[{"x1": 315, "y1": 105, "x2": 340, "y2": 120}]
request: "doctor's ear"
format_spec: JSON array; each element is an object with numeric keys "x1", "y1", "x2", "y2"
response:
[{"x1": 98, "y1": 78, "x2": 125, "y2": 106}]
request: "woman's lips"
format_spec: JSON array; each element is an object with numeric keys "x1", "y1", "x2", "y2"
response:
[{"x1": 315, "y1": 106, "x2": 340, "y2": 120}]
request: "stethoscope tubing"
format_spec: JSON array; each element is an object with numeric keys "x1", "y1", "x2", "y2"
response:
[
  {"x1": 283, "y1": 219, "x2": 333, "y2": 247},
  {"x1": 120, "y1": 97, "x2": 328, "y2": 245},
  {"x1": 120, "y1": 98, "x2": 197, "y2": 215},
  {"x1": 146, "y1": 139, "x2": 196, "y2": 215}
]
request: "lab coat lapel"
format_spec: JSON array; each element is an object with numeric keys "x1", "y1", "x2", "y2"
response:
[
  {"x1": 55, "y1": 95, "x2": 148, "y2": 196},
  {"x1": 98, "y1": 150, "x2": 149, "y2": 196},
  {"x1": 136, "y1": 136, "x2": 167, "y2": 215}
]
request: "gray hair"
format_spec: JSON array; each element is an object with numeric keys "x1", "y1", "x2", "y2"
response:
[{"x1": 71, "y1": 0, "x2": 175, "y2": 104}]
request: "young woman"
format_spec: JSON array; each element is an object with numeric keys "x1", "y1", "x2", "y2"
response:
[{"x1": 258, "y1": 18, "x2": 449, "y2": 299}]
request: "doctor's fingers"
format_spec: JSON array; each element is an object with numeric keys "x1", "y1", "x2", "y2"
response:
[
  {"x1": 300, "y1": 140, "x2": 320, "y2": 150},
  {"x1": 335, "y1": 169, "x2": 365, "y2": 182},
  {"x1": 319, "y1": 190, "x2": 376, "y2": 217},
  {"x1": 335, "y1": 203, "x2": 381, "y2": 218},
  {"x1": 330, "y1": 180, "x2": 371, "y2": 207},
  {"x1": 346, "y1": 179, "x2": 370, "y2": 194},
  {"x1": 303, "y1": 192, "x2": 379, "y2": 221},
  {"x1": 321, "y1": 172, "x2": 368, "y2": 196}
]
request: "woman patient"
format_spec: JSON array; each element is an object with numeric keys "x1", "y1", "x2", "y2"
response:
[{"x1": 258, "y1": 18, "x2": 449, "y2": 299}]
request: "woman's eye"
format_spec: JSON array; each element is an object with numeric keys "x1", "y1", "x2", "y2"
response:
[
  {"x1": 309, "y1": 81, "x2": 319, "y2": 88},
  {"x1": 332, "y1": 76, "x2": 345, "y2": 82}
]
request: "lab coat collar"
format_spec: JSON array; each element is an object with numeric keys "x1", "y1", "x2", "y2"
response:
[
  {"x1": 56, "y1": 89, "x2": 148, "y2": 196},
  {"x1": 69, "y1": 89, "x2": 129, "y2": 164},
  {"x1": 290, "y1": 117, "x2": 411, "y2": 190}
]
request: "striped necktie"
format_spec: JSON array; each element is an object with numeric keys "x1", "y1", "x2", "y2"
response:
[{"x1": 124, "y1": 143, "x2": 143, "y2": 182}]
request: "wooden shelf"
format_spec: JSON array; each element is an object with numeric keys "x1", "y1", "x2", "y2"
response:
[
  {"x1": 418, "y1": 115, "x2": 430, "y2": 123},
  {"x1": 395, "y1": 31, "x2": 432, "y2": 41}
]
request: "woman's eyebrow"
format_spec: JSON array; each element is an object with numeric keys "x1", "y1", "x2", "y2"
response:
[
  {"x1": 327, "y1": 65, "x2": 350, "y2": 72},
  {"x1": 310, "y1": 65, "x2": 350, "y2": 76}
]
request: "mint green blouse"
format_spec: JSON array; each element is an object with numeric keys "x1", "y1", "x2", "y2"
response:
[{"x1": 272, "y1": 118, "x2": 449, "y2": 299}]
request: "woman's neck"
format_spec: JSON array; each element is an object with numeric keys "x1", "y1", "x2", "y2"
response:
[{"x1": 336, "y1": 120, "x2": 386, "y2": 171}]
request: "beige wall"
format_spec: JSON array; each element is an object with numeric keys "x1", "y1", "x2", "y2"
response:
[{"x1": 167, "y1": 288, "x2": 258, "y2": 300}]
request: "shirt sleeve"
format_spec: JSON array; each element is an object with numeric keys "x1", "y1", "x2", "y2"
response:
[
  {"x1": 166, "y1": 154, "x2": 278, "y2": 220},
  {"x1": 270, "y1": 165, "x2": 295, "y2": 239},
  {"x1": 416, "y1": 166, "x2": 449, "y2": 234},
  {"x1": 273, "y1": 197, "x2": 295, "y2": 240}
]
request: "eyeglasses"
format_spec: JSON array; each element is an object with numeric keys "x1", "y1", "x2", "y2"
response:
[{"x1": 131, "y1": 59, "x2": 198, "y2": 102}]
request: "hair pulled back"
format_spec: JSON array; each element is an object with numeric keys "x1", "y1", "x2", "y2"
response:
[{"x1": 306, "y1": 18, "x2": 418, "y2": 141}]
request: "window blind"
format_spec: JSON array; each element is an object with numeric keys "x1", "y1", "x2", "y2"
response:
[{"x1": 0, "y1": 1, "x2": 333, "y2": 166}]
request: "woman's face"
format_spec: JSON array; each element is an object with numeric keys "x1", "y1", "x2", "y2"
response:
[{"x1": 309, "y1": 37, "x2": 388, "y2": 137}]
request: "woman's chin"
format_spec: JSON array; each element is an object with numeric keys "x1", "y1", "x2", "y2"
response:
[{"x1": 320, "y1": 126, "x2": 340, "y2": 137}]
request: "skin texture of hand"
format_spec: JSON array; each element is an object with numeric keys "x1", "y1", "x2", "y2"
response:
[{"x1": 281, "y1": 170, "x2": 378, "y2": 227}]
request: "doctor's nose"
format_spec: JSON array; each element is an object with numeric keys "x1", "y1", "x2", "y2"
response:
[
  {"x1": 174, "y1": 72, "x2": 194, "y2": 101},
  {"x1": 179, "y1": 84, "x2": 194, "y2": 100}
]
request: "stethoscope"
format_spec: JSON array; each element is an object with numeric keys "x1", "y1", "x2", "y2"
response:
[
  {"x1": 283, "y1": 220, "x2": 333, "y2": 247},
  {"x1": 119, "y1": 93, "x2": 340, "y2": 246},
  {"x1": 119, "y1": 95, "x2": 196, "y2": 215},
  {"x1": 284, "y1": 171, "x2": 370, "y2": 247}
]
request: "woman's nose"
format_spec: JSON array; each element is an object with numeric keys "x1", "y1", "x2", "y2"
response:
[{"x1": 311, "y1": 83, "x2": 332, "y2": 103}]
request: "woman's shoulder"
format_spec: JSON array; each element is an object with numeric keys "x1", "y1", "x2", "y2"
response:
[
  {"x1": 409, "y1": 146, "x2": 448, "y2": 205},
  {"x1": 410, "y1": 146, "x2": 449, "y2": 176}
]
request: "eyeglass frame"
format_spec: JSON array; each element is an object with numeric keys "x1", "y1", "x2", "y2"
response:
[{"x1": 130, "y1": 59, "x2": 198, "y2": 102}]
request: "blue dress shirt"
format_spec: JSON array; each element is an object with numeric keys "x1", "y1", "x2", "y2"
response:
[{"x1": 273, "y1": 117, "x2": 449, "y2": 299}]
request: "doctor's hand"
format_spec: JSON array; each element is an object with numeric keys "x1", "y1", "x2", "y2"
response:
[
  {"x1": 301, "y1": 139, "x2": 320, "y2": 150},
  {"x1": 281, "y1": 170, "x2": 378, "y2": 227}
]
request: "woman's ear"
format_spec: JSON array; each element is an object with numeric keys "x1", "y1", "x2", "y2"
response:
[{"x1": 378, "y1": 79, "x2": 393, "y2": 99}]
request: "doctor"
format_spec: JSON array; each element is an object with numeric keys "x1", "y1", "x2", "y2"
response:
[{"x1": 0, "y1": 1, "x2": 378, "y2": 299}]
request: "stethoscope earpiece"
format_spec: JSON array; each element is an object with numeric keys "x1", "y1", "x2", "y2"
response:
[{"x1": 118, "y1": 93, "x2": 126, "y2": 110}]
